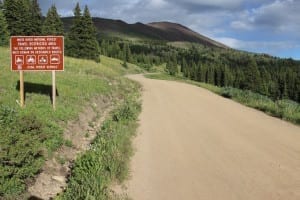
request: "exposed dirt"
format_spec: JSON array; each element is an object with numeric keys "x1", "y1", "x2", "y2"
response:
[
  {"x1": 126, "y1": 74, "x2": 300, "y2": 200},
  {"x1": 27, "y1": 95, "x2": 114, "y2": 200}
]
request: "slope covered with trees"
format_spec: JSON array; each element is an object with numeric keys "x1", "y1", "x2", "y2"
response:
[
  {"x1": 98, "y1": 36, "x2": 300, "y2": 104},
  {"x1": 178, "y1": 47, "x2": 300, "y2": 103}
]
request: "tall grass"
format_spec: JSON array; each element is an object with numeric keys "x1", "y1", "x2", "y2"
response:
[
  {"x1": 219, "y1": 87, "x2": 300, "y2": 124},
  {"x1": 58, "y1": 85, "x2": 141, "y2": 200}
]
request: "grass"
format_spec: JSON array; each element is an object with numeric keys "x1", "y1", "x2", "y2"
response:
[
  {"x1": 0, "y1": 46, "x2": 142, "y2": 198},
  {"x1": 145, "y1": 73, "x2": 221, "y2": 93},
  {"x1": 219, "y1": 87, "x2": 300, "y2": 124},
  {"x1": 57, "y1": 85, "x2": 141, "y2": 200},
  {"x1": 146, "y1": 73, "x2": 300, "y2": 125},
  {"x1": 145, "y1": 73, "x2": 185, "y2": 81}
]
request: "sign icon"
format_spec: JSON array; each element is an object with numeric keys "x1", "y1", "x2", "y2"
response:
[
  {"x1": 38, "y1": 55, "x2": 48, "y2": 64},
  {"x1": 50, "y1": 55, "x2": 60, "y2": 64},
  {"x1": 15, "y1": 55, "x2": 24, "y2": 65},
  {"x1": 26, "y1": 55, "x2": 36, "y2": 64}
]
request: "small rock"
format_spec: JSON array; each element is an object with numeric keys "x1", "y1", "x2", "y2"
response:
[{"x1": 52, "y1": 176, "x2": 65, "y2": 183}]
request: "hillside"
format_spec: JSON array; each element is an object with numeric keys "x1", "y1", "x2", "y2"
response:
[
  {"x1": 61, "y1": 17, "x2": 228, "y2": 48},
  {"x1": 0, "y1": 46, "x2": 142, "y2": 199}
]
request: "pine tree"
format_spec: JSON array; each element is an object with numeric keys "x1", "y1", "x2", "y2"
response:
[
  {"x1": 81, "y1": 5, "x2": 100, "y2": 62},
  {"x1": 66, "y1": 4, "x2": 100, "y2": 62},
  {"x1": 22, "y1": 0, "x2": 32, "y2": 35},
  {"x1": 259, "y1": 66, "x2": 271, "y2": 96},
  {"x1": 207, "y1": 66, "x2": 215, "y2": 84},
  {"x1": 0, "y1": 7, "x2": 9, "y2": 46},
  {"x1": 285, "y1": 68, "x2": 296, "y2": 100},
  {"x1": 181, "y1": 57, "x2": 188, "y2": 76},
  {"x1": 201, "y1": 64, "x2": 207, "y2": 82},
  {"x1": 190, "y1": 61, "x2": 196, "y2": 80},
  {"x1": 166, "y1": 60, "x2": 178, "y2": 76},
  {"x1": 28, "y1": 0, "x2": 42, "y2": 35},
  {"x1": 243, "y1": 57, "x2": 261, "y2": 92},
  {"x1": 42, "y1": 5, "x2": 64, "y2": 35},
  {"x1": 100, "y1": 40, "x2": 108, "y2": 55},
  {"x1": 295, "y1": 70, "x2": 300, "y2": 102},
  {"x1": 3, "y1": 0, "x2": 23, "y2": 35},
  {"x1": 3, "y1": 0, "x2": 30, "y2": 35},
  {"x1": 65, "y1": 3, "x2": 82, "y2": 58},
  {"x1": 123, "y1": 43, "x2": 132, "y2": 62}
]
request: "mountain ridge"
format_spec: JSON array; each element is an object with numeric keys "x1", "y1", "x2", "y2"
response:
[{"x1": 61, "y1": 17, "x2": 228, "y2": 48}]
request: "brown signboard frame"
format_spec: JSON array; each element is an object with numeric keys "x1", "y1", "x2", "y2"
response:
[
  {"x1": 11, "y1": 36, "x2": 64, "y2": 71},
  {"x1": 10, "y1": 36, "x2": 64, "y2": 109}
]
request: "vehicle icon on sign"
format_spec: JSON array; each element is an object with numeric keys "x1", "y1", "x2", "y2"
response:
[
  {"x1": 26, "y1": 55, "x2": 36, "y2": 64},
  {"x1": 38, "y1": 55, "x2": 48, "y2": 64},
  {"x1": 15, "y1": 56, "x2": 24, "y2": 65},
  {"x1": 40, "y1": 57, "x2": 46, "y2": 63},
  {"x1": 50, "y1": 55, "x2": 60, "y2": 64}
]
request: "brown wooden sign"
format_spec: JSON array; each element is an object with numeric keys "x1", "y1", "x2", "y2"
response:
[{"x1": 11, "y1": 36, "x2": 64, "y2": 71}]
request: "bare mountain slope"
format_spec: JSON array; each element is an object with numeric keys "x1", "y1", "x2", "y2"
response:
[
  {"x1": 62, "y1": 17, "x2": 228, "y2": 48},
  {"x1": 148, "y1": 22, "x2": 227, "y2": 48}
]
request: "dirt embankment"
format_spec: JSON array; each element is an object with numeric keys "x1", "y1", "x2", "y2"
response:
[
  {"x1": 126, "y1": 74, "x2": 300, "y2": 200},
  {"x1": 28, "y1": 96, "x2": 113, "y2": 200}
]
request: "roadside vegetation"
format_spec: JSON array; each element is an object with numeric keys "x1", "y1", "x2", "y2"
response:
[
  {"x1": 58, "y1": 86, "x2": 141, "y2": 200},
  {"x1": 146, "y1": 73, "x2": 300, "y2": 125},
  {"x1": 0, "y1": 46, "x2": 141, "y2": 198}
]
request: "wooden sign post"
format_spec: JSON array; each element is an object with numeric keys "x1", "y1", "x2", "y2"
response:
[
  {"x1": 52, "y1": 71, "x2": 56, "y2": 110},
  {"x1": 20, "y1": 71, "x2": 24, "y2": 107},
  {"x1": 11, "y1": 36, "x2": 64, "y2": 109}
]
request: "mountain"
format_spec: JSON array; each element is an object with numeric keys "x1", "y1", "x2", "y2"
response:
[
  {"x1": 147, "y1": 22, "x2": 227, "y2": 48},
  {"x1": 61, "y1": 17, "x2": 228, "y2": 49}
]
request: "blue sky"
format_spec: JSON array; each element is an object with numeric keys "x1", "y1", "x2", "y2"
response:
[{"x1": 39, "y1": 0, "x2": 300, "y2": 60}]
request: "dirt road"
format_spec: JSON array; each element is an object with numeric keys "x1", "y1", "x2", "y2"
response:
[{"x1": 126, "y1": 74, "x2": 300, "y2": 200}]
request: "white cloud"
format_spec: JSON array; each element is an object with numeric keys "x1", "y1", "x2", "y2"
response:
[
  {"x1": 149, "y1": 0, "x2": 167, "y2": 8},
  {"x1": 165, "y1": 0, "x2": 243, "y2": 11},
  {"x1": 231, "y1": 0, "x2": 300, "y2": 35},
  {"x1": 215, "y1": 37, "x2": 300, "y2": 56},
  {"x1": 231, "y1": 21, "x2": 252, "y2": 30},
  {"x1": 214, "y1": 37, "x2": 242, "y2": 48}
]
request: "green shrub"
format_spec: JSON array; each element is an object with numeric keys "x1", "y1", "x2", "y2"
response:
[{"x1": 0, "y1": 106, "x2": 45, "y2": 197}]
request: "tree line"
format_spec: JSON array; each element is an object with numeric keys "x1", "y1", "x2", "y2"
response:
[
  {"x1": 0, "y1": 0, "x2": 100, "y2": 62},
  {"x1": 99, "y1": 38, "x2": 300, "y2": 103},
  {"x1": 178, "y1": 47, "x2": 300, "y2": 103},
  {"x1": 99, "y1": 39, "x2": 174, "y2": 70}
]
